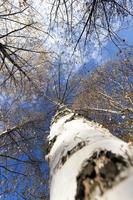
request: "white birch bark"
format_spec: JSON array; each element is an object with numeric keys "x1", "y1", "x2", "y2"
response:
[{"x1": 46, "y1": 106, "x2": 133, "y2": 200}]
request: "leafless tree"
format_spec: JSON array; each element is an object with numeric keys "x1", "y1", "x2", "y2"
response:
[
  {"x1": 0, "y1": 88, "x2": 51, "y2": 199},
  {"x1": 73, "y1": 49, "x2": 133, "y2": 141},
  {"x1": 49, "y1": 0, "x2": 133, "y2": 50},
  {"x1": 0, "y1": 0, "x2": 51, "y2": 88}
]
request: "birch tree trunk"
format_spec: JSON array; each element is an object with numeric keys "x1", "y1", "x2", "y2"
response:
[{"x1": 46, "y1": 106, "x2": 133, "y2": 200}]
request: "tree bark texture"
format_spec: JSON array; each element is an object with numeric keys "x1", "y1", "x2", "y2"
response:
[{"x1": 46, "y1": 106, "x2": 133, "y2": 200}]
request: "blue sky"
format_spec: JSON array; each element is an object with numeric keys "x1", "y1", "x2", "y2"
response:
[{"x1": 81, "y1": 22, "x2": 133, "y2": 74}]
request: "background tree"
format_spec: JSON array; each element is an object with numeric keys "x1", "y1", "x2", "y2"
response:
[
  {"x1": 73, "y1": 49, "x2": 133, "y2": 142},
  {"x1": 0, "y1": 0, "x2": 51, "y2": 86},
  {"x1": 49, "y1": 0, "x2": 133, "y2": 50},
  {"x1": 0, "y1": 1, "x2": 52, "y2": 199}
]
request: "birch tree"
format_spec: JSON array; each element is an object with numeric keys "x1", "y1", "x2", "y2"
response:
[
  {"x1": 45, "y1": 51, "x2": 133, "y2": 199},
  {"x1": 46, "y1": 105, "x2": 133, "y2": 200},
  {"x1": 45, "y1": 1, "x2": 133, "y2": 196}
]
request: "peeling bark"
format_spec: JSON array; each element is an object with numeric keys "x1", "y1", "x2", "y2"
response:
[
  {"x1": 76, "y1": 151, "x2": 128, "y2": 200},
  {"x1": 46, "y1": 107, "x2": 133, "y2": 200}
]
